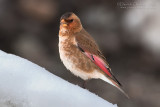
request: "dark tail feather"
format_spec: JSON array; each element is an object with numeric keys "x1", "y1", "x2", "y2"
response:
[
  {"x1": 106, "y1": 67, "x2": 122, "y2": 86},
  {"x1": 112, "y1": 75, "x2": 122, "y2": 86},
  {"x1": 103, "y1": 75, "x2": 129, "y2": 98}
]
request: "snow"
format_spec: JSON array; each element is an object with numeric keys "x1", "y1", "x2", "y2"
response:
[{"x1": 0, "y1": 50, "x2": 117, "y2": 107}]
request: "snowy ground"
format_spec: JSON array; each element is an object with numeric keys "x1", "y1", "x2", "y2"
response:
[{"x1": 0, "y1": 50, "x2": 117, "y2": 107}]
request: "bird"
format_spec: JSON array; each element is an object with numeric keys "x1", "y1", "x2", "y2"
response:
[{"x1": 58, "y1": 12, "x2": 129, "y2": 98}]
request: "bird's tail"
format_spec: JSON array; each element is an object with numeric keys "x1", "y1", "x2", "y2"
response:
[
  {"x1": 115, "y1": 84, "x2": 129, "y2": 99},
  {"x1": 101, "y1": 76, "x2": 129, "y2": 99}
]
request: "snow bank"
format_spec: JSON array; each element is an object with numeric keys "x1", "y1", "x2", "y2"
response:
[{"x1": 0, "y1": 50, "x2": 117, "y2": 107}]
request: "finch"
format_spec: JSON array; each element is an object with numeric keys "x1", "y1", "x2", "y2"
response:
[{"x1": 58, "y1": 12, "x2": 129, "y2": 98}]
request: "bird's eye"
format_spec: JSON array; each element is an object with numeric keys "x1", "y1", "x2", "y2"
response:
[{"x1": 68, "y1": 19, "x2": 73, "y2": 23}]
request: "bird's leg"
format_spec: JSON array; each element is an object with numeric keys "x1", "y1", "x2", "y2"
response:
[{"x1": 82, "y1": 80, "x2": 88, "y2": 89}]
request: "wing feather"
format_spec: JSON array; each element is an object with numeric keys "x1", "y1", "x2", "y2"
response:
[{"x1": 75, "y1": 29, "x2": 121, "y2": 86}]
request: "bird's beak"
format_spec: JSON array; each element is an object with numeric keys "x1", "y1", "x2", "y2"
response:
[{"x1": 60, "y1": 19, "x2": 68, "y2": 27}]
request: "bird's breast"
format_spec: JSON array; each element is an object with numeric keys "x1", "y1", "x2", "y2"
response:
[
  {"x1": 59, "y1": 36, "x2": 86, "y2": 69},
  {"x1": 59, "y1": 36, "x2": 78, "y2": 70}
]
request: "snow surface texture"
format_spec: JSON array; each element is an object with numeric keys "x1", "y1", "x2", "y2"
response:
[{"x1": 0, "y1": 50, "x2": 117, "y2": 107}]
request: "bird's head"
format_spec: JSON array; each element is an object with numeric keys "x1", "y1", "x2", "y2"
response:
[{"x1": 59, "y1": 12, "x2": 82, "y2": 34}]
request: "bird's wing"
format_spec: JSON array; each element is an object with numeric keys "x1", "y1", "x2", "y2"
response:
[{"x1": 75, "y1": 30, "x2": 121, "y2": 86}]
